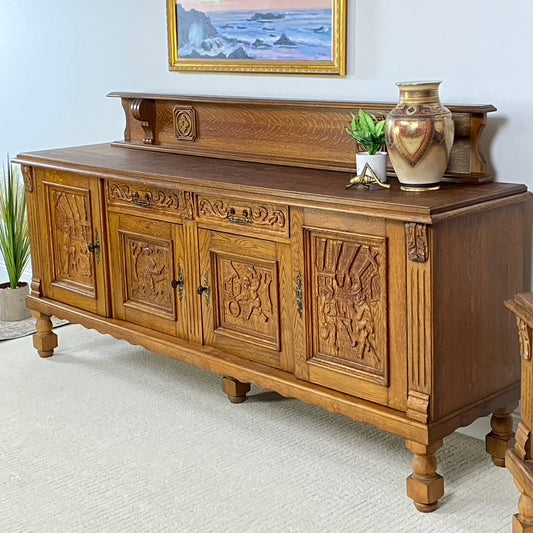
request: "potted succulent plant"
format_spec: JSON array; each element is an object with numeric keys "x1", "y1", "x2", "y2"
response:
[
  {"x1": 0, "y1": 158, "x2": 31, "y2": 321},
  {"x1": 346, "y1": 110, "x2": 388, "y2": 183}
]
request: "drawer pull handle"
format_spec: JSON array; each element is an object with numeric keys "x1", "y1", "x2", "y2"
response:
[
  {"x1": 197, "y1": 274, "x2": 210, "y2": 306},
  {"x1": 197, "y1": 285, "x2": 209, "y2": 296},
  {"x1": 296, "y1": 272, "x2": 303, "y2": 317},
  {"x1": 88, "y1": 230, "x2": 101, "y2": 264},
  {"x1": 132, "y1": 191, "x2": 152, "y2": 207},
  {"x1": 171, "y1": 266, "x2": 185, "y2": 302},
  {"x1": 227, "y1": 208, "x2": 250, "y2": 225}
]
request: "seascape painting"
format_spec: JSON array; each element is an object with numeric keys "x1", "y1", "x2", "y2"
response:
[{"x1": 167, "y1": 0, "x2": 347, "y2": 74}]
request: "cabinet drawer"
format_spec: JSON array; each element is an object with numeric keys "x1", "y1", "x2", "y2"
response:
[
  {"x1": 106, "y1": 180, "x2": 193, "y2": 220},
  {"x1": 196, "y1": 194, "x2": 289, "y2": 239}
]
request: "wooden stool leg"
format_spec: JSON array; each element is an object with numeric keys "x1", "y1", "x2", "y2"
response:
[
  {"x1": 486, "y1": 405, "x2": 517, "y2": 467},
  {"x1": 32, "y1": 311, "x2": 58, "y2": 358},
  {"x1": 406, "y1": 439, "x2": 444, "y2": 513},
  {"x1": 222, "y1": 377, "x2": 251, "y2": 404}
]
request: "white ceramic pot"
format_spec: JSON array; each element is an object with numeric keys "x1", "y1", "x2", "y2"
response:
[
  {"x1": 356, "y1": 152, "x2": 388, "y2": 183},
  {"x1": 0, "y1": 282, "x2": 31, "y2": 321}
]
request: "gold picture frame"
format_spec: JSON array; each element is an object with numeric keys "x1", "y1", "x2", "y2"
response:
[{"x1": 167, "y1": 1, "x2": 347, "y2": 75}]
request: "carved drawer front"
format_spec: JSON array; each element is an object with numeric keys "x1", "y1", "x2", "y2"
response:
[
  {"x1": 303, "y1": 228, "x2": 390, "y2": 402},
  {"x1": 196, "y1": 195, "x2": 289, "y2": 239},
  {"x1": 108, "y1": 212, "x2": 188, "y2": 337},
  {"x1": 199, "y1": 229, "x2": 293, "y2": 371},
  {"x1": 40, "y1": 172, "x2": 108, "y2": 316},
  {"x1": 106, "y1": 180, "x2": 194, "y2": 220}
]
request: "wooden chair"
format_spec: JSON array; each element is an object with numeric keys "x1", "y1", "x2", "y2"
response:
[{"x1": 506, "y1": 293, "x2": 533, "y2": 532}]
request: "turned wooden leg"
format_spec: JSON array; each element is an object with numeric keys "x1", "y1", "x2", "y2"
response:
[
  {"x1": 486, "y1": 405, "x2": 517, "y2": 467},
  {"x1": 406, "y1": 439, "x2": 444, "y2": 513},
  {"x1": 514, "y1": 491, "x2": 533, "y2": 532},
  {"x1": 222, "y1": 377, "x2": 251, "y2": 404},
  {"x1": 32, "y1": 311, "x2": 58, "y2": 358}
]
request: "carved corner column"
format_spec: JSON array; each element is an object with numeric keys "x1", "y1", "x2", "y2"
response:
[
  {"x1": 21, "y1": 166, "x2": 42, "y2": 299},
  {"x1": 405, "y1": 223, "x2": 432, "y2": 425},
  {"x1": 516, "y1": 317, "x2": 533, "y2": 462},
  {"x1": 405, "y1": 223, "x2": 443, "y2": 511},
  {"x1": 505, "y1": 306, "x2": 533, "y2": 531}
]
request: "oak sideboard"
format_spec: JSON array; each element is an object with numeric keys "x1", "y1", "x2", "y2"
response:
[{"x1": 15, "y1": 94, "x2": 530, "y2": 512}]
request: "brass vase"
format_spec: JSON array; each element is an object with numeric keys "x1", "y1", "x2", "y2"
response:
[{"x1": 386, "y1": 81, "x2": 454, "y2": 191}]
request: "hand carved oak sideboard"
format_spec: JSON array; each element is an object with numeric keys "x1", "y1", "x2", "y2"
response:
[{"x1": 15, "y1": 94, "x2": 530, "y2": 512}]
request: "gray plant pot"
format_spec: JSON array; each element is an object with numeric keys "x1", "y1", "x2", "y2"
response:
[{"x1": 0, "y1": 282, "x2": 32, "y2": 322}]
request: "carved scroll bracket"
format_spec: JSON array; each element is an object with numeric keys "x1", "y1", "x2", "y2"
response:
[
  {"x1": 130, "y1": 99, "x2": 155, "y2": 145},
  {"x1": 406, "y1": 223, "x2": 429, "y2": 263}
]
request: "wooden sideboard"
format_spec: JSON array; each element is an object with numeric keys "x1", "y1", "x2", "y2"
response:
[
  {"x1": 506, "y1": 294, "x2": 533, "y2": 531},
  {"x1": 15, "y1": 94, "x2": 530, "y2": 512}
]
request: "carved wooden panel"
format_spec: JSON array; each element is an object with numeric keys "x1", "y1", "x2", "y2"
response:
[
  {"x1": 196, "y1": 195, "x2": 289, "y2": 238},
  {"x1": 406, "y1": 259, "x2": 432, "y2": 423},
  {"x1": 112, "y1": 93, "x2": 496, "y2": 182},
  {"x1": 48, "y1": 184, "x2": 96, "y2": 295},
  {"x1": 215, "y1": 256, "x2": 279, "y2": 350},
  {"x1": 306, "y1": 229, "x2": 388, "y2": 384},
  {"x1": 107, "y1": 181, "x2": 194, "y2": 219},
  {"x1": 121, "y1": 232, "x2": 175, "y2": 320},
  {"x1": 199, "y1": 229, "x2": 289, "y2": 370}
]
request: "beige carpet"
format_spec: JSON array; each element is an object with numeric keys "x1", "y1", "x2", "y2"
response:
[
  {"x1": 0, "y1": 324, "x2": 519, "y2": 532},
  {"x1": 0, "y1": 316, "x2": 68, "y2": 341}
]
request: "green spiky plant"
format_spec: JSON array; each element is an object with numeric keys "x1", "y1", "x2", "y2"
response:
[
  {"x1": 0, "y1": 158, "x2": 30, "y2": 289},
  {"x1": 345, "y1": 110, "x2": 386, "y2": 155}
]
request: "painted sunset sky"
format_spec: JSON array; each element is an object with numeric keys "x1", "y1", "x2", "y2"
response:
[{"x1": 180, "y1": 1, "x2": 331, "y2": 12}]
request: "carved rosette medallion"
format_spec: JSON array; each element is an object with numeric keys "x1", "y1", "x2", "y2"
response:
[
  {"x1": 216, "y1": 257, "x2": 279, "y2": 348},
  {"x1": 308, "y1": 231, "x2": 388, "y2": 382},
  {"x1": 124, "y1": 236, "x2": 173, "y2": 313},
  {"x1": 406, "y1": 223, "x2": 429, "y2": 263},
  {"x1": 50, "y1": 188, "x2": 95, "y2": 288},
  {"x1": 173, "y1": 106, "x2": 197, "y2": 141}
]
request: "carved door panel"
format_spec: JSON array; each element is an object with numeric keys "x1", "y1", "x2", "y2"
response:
[
  {"x1": 108, "y1": 212, "x2": 188, "y2": 337},
  {"x1": 198, "y1": 229, "x2": 293, "y2": 371},
  {"x1": 298, "y1": 225, "x2": 406, "y2": 407},
  {"x1": 40, "y1": 171, "x2": 108, "y2": 315}
]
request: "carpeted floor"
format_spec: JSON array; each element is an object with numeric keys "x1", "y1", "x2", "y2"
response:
[{"x1": 0, "y1": 324, "x2": 519, "y2": 532}]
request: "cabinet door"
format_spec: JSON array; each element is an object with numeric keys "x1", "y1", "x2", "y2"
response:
[
  {"x1": 39, "y1": 171, "x2": 108, "y2": 315},
  {"x1": 295, "y1": 215, "x2": 407, "y2": 410},
  {"x1": 108, "y1": 212, "x2": 188, "y2": 337},
  {"x1": 198, "y1": 229, "x2": 294, "y2": 371}
]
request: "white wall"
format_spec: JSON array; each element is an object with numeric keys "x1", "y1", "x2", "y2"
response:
[
  {"x1": 2, "y1": 0, "x2": 531, "y2": 437},
  {"x1": 3, "y1": 0, "x2": 533, "y2": 182}
]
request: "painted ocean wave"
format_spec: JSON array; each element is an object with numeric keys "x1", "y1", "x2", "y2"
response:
[{"x1": 178, "y1": 7, "x2": 333, "y2": 61}]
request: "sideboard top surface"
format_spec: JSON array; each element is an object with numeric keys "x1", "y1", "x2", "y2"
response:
[{"x1": 16, "y1": 143, "x2": 527, "y2": 223}]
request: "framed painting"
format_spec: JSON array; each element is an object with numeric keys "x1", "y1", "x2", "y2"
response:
[{"x1": 167, "y1": 0, "x2": 347, "y2": 75}]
